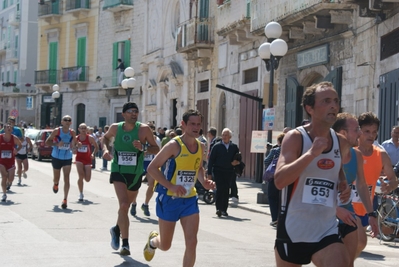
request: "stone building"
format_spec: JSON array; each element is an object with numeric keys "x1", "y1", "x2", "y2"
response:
[
  {"x1": 0, "y1": 0, "x2": 38, "y2": 126},
  {"x1": 30, "y1": 0, "x2": 399, "y2": 181}
]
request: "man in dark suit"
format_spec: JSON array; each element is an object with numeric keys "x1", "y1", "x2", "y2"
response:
[{"x1": 207, "y1": 128, "x2": 240, "y2": 217}]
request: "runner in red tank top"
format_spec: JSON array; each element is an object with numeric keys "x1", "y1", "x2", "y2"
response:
[
  {"x1": 75, "y1": 123, "x2": 98, "y2": 202},
  {"x1": 0, "y1": 123, "x2": 22, "y2": 202}
]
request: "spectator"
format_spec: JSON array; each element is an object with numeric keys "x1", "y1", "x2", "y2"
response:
[
  {"x1": 264, "y1": 133, "x2": 285, "y2": 227},
  {"x1": 115, "y1": 58, "x2": 125, "y2": 85},
  {"x1": 207, "y1": 128, "x2": 241, "y2": 217},
  {"x1": 381, "y1": 125, "x2": 399, "y2": 166}
]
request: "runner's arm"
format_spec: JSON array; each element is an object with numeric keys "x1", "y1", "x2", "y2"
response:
[
  {"x1": 380, "y1": 151, "x2": 398, "y2": 193},
  {"x1": 89, "y1": 135, "x2": 99, "y2": 157},
  {"x1": 45, "y1": 128, "x2": 59, "y2": 146}
]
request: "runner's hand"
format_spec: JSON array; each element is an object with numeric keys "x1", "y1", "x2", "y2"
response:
[{"x1": 309, "y1": 137, "x2": 328, "y2": 157}]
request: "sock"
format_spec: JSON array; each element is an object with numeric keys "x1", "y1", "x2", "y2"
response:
[
  {"x1": 114, "y1": 224, "x2": 120, "y2": 234},
  {"x1": 149, "y1": 238, "x2": 156, "y2": 249},
  {"x1": 122, "y1": 238, "x2": 129, "y2": 247}
]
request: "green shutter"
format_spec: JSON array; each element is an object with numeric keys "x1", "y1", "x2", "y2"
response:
[
  {"x1": 112, "y1": 42, "x2": 118, "y2": 86},
  {"x1": 49, "y1": 42, "x2": 58, "y2": 83},
  {"x1": 6, "y1": 71, "x2": 9, "y2": 82},
  {"x1": 124, "y1": 40, "x2": 130, "y2": 68},
  {"x1": 246, "y1": 0, "x2": 250, "y2": 18},
  {"x1": 52, "y1": 0, "x2": 59, "y2": 14},
  {"x1": 199, "y1": 0, "x2": 209, "y2": 19},
  {"x1": 14, "y1": 70, "x2": 17, "y2": 83},
  {"x1": 77, "y1": 37, "x2": 86, "y2": 81}
]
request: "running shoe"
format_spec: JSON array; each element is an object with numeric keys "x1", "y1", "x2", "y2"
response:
[
  {"x1": 130, "y1": 203, "x2": 137, "y2": 216},
  {"x1": 53, "y1": 184, "x2": 59, "y2": 194},
  {"x1": 143, "y1": 230, "x2": 158, "y2": 262},
  {"x1": 61, "y1": 199, "x2": 67, "y2": 209},
  {"x1": 17, "y1": 180, "x2": 21, "y2": 186},
  {"x1": 110, "y1": 226, "x2": 120, "y2": 250},
  {"x1": 120, "y1": 245, "x2": 130, "y2": 256},
  {"x1": 141, "y1": 203, "x2": 150, "y2": 216},
  {"x1": 1, "y1": 194, "x2": 6, "y2": 202},
  {"x1": 23, "y1": 172, "x2": 27, "y2": 179},
  {"x1": 78, "y1": 193, "x2": 84, "y2": 202},
  {"x1": 6, "y1": 183, "x2": 11, "y2": 191}
]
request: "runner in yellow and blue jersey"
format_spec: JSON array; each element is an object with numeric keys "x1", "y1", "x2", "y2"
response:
[{"x1": 143, "y1": 109, "x2": 215, "y2": 266}]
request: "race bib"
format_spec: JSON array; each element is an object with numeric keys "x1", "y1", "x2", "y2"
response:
[
  {"x1": 176, "y1": 170, "x2": 196, "y2": 197},
  {"x1": 78, "y1": 145, "x2": 88, "y2": 153},
  {"x1": 302, "y1": 177, "x2": 335, "y2": 207},
  {"x1": 351, "y1": 184, "x2": 373, "y2": 203},
  {"x1": 144, "y1": 154, "x2": 154, "y2": 161},
  {"x1": 118, "y1": 151, "x2": 137, "y2": 166},
  {"x1": 59, "y1": 143, "x2": 70, "y2": 150},
  {"x1": 1, "y1": 150, "x2": 12, "y2": 158}
]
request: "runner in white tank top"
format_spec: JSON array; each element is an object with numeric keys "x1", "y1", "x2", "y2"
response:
[
  {"x1": 273, "y1": 82, "x2": 351, "y2": 266},
  {"x1": 15, "y1": 133, "x2": 33, "y2": 185}
]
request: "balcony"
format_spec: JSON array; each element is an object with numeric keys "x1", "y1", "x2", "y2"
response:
[
  {"x1": 6, "y1": 47, "x2": 18, "y2": 63},
  {"x1": 176, "y1": 17, "x2": 214, "y2": 58},
  {"x1": 35, "y1": 69, "x2": 60, "y2": 91},
  {"x1": 65, "y1": 0, "x2": 91, "y2": 18},
  {"x1": 103, "y1": 0, "x2": 133, "y2": 12},
  {"x1": 61, "y1": 66, "x2": 89, "y2": 90},
  {"x1": 38, "y1": 1, "x2": 62, "y2": 24},
  {"x1": 250, "y1": 0, "x2": 361, "y2": 48},
  {"x1": 9, "y1": 11, "x2": 21, "y2": 27}
]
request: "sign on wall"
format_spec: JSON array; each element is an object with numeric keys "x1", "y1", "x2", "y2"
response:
[
  {"x1": 297, "y1": 44, "x2": 329, "y2": 69},
  {"x1": 26, "y1": 96, "x2": 33, "y2": 110},
  {"x1": 263, "y1": 108, "x2": 275, "y2": 130}
]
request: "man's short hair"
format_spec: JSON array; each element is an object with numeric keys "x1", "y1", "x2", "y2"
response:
[
  {"x1": 208, "y1": 127, "x2": 217, "y2": 137},
  {"x1": 8, "y1": 116, "x2": 16, "y2": 122},
  {"x1": 182, "y1": 109, "x2": 202, "y2": 124},
  {"x1": 122, "y1": 102, "x2": 139, "y2": 113},
  {"x1": 332, "y1": 112, "x2": 357, "y2": 132},
  {"x1": 358, "y1": 112, "x2": 380, "y2": 130},
  {"x1": 302, "y1": 82, "x2": 335, "y2": 117}
]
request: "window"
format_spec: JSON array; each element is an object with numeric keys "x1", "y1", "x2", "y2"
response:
[
  {"x1": 112, "y1": 40, "x2": 130, "y2": 86},
  {"x1": 199, "y1": 80, "x2": 209, "y2": 93},
  {"x1": 243, "y1": 68, "x2": 258, "y2": 84}
]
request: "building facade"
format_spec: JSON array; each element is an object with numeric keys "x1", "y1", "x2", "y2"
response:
[
  {"x1": 28, "y1": 0, "x2": 399, "y2": 180},
  {"x1": 0, "y1": 0, "x2": 38, "y2": 126}
]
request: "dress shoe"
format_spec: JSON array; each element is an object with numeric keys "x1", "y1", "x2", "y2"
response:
[
  {"x1": 221, "y1": 211, "x2": 229, "y2": 217},
  {"x1": 216, "y1": 210, "x2": 222, "y2": 217}
]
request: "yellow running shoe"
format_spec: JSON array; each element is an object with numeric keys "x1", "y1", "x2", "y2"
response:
[{"x1": 143, "y1": 230, "x2": 158, "y2": 261}]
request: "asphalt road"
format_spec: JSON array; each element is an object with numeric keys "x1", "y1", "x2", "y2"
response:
[{"x1": 0, "y1": 158, "x2": 398, "y2": 267}]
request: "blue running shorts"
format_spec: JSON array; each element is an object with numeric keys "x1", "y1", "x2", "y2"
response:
[{"x1": 156, "y1": 194, "x2": 199, "y2": 222}]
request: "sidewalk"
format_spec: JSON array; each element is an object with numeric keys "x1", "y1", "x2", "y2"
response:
[
  {"x1": 92, "y1": 158, "x2": 271, "y2": 216},
  {"x1": 230, "y1": 178, "x2": 270, "y2": 215}
]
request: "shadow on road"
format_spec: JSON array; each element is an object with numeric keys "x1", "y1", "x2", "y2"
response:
[
  {"x1": 50, "y1": 205, "x2": 83, "y2": 213},
  {"x1": 359, "y1": 251, "x2": 385, "y2": 261},
  {"x1": 112, "y1": 253, "x2": 150, "y2": 267},
  {"x1": 131, "y1": 216, "x2": 158, "y2": 225}
]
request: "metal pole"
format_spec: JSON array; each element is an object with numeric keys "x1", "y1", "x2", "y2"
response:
[
  {"x1": 127, "y1": 88, "x2": 132, "y2": 102},
  {"x1": 267, "y1": 55, "x2": 275, "y2": 145}
]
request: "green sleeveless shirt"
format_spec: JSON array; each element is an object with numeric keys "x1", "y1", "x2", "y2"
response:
[{"x1": 111, "y1": 121, "x2": 144, "y2": 176}]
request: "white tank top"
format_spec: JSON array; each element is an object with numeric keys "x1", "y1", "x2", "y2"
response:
[
  {"x1": 281, "y1": 127, "x2": 341, "y2": 243},
  {"x1": 18, "y1": 138, "x2": 28, "y2": 155}
]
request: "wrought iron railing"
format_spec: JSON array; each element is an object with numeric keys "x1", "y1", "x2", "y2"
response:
[
  {"x1": 38, "y1": 1, "x2": 61, "y2": 16},
  {"x1": 176, "y1": 17, "x2": 214, "y2": 51},
  {"x1": 66, "y1": 0, "x2": 90, "y2": 11},
  {"x1": 35, "y1": 70, "x2": 60, "y2": 84},
  {"x1": 62, "y1": 66, "x2": 89, "y2": 82},
  {"x1": 103, "y1": 0, "x2": 133, "y2": 10}
]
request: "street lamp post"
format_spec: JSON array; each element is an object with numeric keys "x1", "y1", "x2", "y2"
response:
[
  {"x1": 121, "y1": 67, "x2": 136, "y2": 102},
  {"x1": 52, "y1": 84, "x2": 60, "y2": 127},
  {"x1": 258, "y1": 22, "x2": 288, "y2": 145}
]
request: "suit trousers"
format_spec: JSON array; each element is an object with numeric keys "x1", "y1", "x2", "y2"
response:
[{"x1": 214, "y1": 170, "x2": 235, "y2": 212}]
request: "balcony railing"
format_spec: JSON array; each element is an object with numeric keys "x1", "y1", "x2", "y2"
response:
[
  {"x1": 103, "y1": 0, "x2": 133, "y2": 11},
  {"x1": 62, "y1": 66, "x2": 89, "y2": 82},
  {"x1": 66, "y1": 0, "x2": 90, "y2": 11},
  {"x1": 176, "y1": 17, "x2": 214, "y2": 53},
  {"x1": 9, "y1": 11, "x2": 21, "y2": 26},
  {"x1": 35, "y1": 70, "x2": 60, "y2": 85},
  {"x1": 38, "y1": 1, "x2": 61, "y2": 17}
]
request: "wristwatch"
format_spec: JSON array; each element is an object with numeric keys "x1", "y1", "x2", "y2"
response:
[{"x1": 367, "y1": 211, "x2": 377, "y2": 218}]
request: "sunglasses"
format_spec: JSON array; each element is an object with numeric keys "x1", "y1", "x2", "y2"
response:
[
  {"x1": 63, "y1": 119, "x2": 72, "y2": 122},
  {"x1": 5, "y1": 124, "x2": 12, "y2": 128},
  {"x1": 79, "y1": 127, "x2": 87, "y2": 130},
  {"x1": 125, "y1": 109, "x2": 139, "y2": 114}
]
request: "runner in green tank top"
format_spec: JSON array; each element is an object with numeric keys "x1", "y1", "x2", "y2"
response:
[{"x1": 102, "y1": 102, "x2": 160, "y2": 256}]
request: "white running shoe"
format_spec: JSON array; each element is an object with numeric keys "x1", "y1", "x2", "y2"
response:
[
  {"x1": 1, "y1": 194, "x2": 6, "y2": 202},
  {"x1": 79, "y1": 193, "x2": 84, "y2": 202}
]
